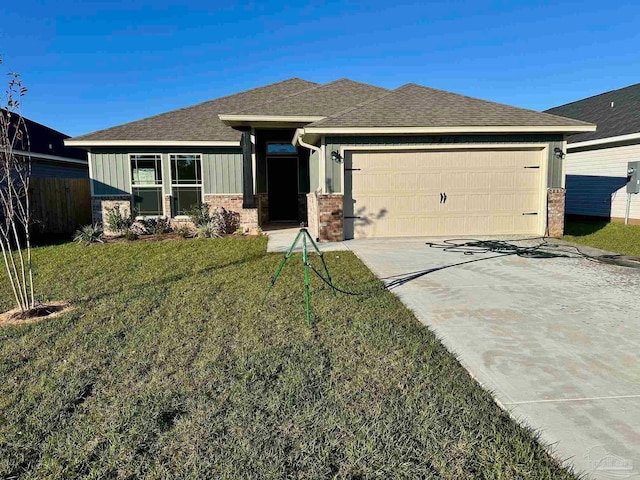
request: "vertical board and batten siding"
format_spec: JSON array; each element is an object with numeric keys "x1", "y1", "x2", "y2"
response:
[
  {"x1": 91, "y1": 152, "x2": 130, "y2": 195},
  {"x1": 324, "y1": 135, "x2": 565, "y2": 193},
  {"x1": 565, "y1": 142, "x2": 640, "y2": 220},
  {"x1": 202, "y1": 151, "x2": 243, "y2": 194},
  {"x1": 90, "y1": 148, "x2": 243, "y2": 196},
  {"x1": 308, "y1": 149, "x2": 320, "y2": 192}
]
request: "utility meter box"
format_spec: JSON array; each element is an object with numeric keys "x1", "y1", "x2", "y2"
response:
[{"x1": 628, "y1": 161, "x2": 640, "y2": 194}]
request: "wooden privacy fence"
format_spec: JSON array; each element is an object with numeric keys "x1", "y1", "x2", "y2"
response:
[{"x1": 29, "y1": 178, "x2": 91, "y2": 235}]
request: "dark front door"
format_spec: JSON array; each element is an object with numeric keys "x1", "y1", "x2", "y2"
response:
[{"x1": 267, "y1": 156, "x2": 299, "y2": 221}]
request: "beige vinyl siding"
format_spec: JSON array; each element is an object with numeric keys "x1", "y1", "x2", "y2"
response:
[
  {"x1": 566, "y1": 142, "x2": 640, "y2": 220},
  {"x1": 90, "y1": 147, "x2": 243, "y2": 196},
  {"x1": 325, "y1": 135, "x2": 564, "y2": 193}
]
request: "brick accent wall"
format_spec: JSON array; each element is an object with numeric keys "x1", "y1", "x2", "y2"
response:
[
  {"x1": 306, "y1": 193, "x2": 319, "y2": 239},
  {"x1": 91, "y1": 195, "x2": 132, "y2": 235},
  {"x1": 203, "y1": 194, "x2": 259, "y2": 232},
  {"x1": 163, "y1": 194, "x2": 172, "y2": 218},
  {"x1": 547, "y1": 188, "x2": 566, "y2": 237},
  {"x1": 313, "y1": 194, "x2": 343, "y2": 242}
]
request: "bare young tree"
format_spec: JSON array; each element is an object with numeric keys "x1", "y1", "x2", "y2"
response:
[{"x1": 0, "y1": 54, "x2": 35, "y2": 312}]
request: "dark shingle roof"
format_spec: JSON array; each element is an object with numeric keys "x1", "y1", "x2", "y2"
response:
[
  {"x1": 230, "y1": 79, "x2": 388, "y2": 117},
  {"x1": 70, "y1": 78, "x2": 318, "y2": 143},
  {"x1": 544, "y1": 83, "x2": 640, "y2": 143},
  {"x1": 309, "y1": 83, "x2": 593, "y2": 129},
  {"x1": 2, "y1": 108, "x2": 86, "y2": 160}
]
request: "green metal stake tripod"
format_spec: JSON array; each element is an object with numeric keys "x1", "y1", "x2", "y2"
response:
[{"x1": 262, "y1": 227, "x2": 336, "y2": 325}]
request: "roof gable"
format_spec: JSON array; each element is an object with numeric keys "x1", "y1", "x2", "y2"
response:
[
  {"x1": 545, "y1": 83, "x2": 640, "y2": 143},
  {"x1": 228, "y1": 79, "x2": 388, "y2": 117},
  {"x1": 308, "y1": 83, "x2": 594, "y2": 130},
  {"x1": 69, "y1": 78, "x2": 318, "y2": 143}
]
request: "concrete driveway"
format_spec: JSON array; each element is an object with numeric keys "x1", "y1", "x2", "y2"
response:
[{"x1": 346, "y1": 237, "x2": 640, "y2": 480}]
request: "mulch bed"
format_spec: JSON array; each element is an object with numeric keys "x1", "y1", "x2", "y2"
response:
[{"x1": 0, "y1": 301, "x2": 73, "y2": 327}]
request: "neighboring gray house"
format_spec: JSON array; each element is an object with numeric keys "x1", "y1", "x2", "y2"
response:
[
  {"x1": 6, "y1": 110, "x2": 89, "y2": 178},
  {"x1": 546, "y1": 83, "x2": 640, "y2": 225},
  {"x1": 65, "y1": 79, "x2": 594, "y2": 240}
]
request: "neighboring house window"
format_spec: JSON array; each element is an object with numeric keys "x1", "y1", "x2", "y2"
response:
[
  {"x1": 131, "y1": 154, "x2": 163, "y2": 216},
  {"x1": 267, "y1": 143, "x2": 297, "y2": 154},
  {"x1": 171, "y1": 154, "x2": 202, "y2": 216}
]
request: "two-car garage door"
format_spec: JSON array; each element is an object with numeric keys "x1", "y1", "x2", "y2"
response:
[{"x1": 343, "y1": 148, "x2": 545, "y2": 239}]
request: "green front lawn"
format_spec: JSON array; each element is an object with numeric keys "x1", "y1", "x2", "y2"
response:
[
  {"x1": 0, "y1": 238, "x2": 575, "y2": 479},
  {"x1": 564, "y1": 220, "x2": 640, "y2": 257}
]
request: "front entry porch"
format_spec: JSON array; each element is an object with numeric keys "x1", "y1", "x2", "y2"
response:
[{"x1": 255, "y1": 128, "x2": 310, "y2": 226}]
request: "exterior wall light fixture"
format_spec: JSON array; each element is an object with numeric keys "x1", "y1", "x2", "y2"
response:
[{"x1": 553, "y1": 147, "x2": 566, "y2": 159}]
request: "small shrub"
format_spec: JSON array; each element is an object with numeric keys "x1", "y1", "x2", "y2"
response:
[
  {"x1": 135, "y1": 217, "x2": 172, "y2": 236},
  {"x1": 123, "y1": 228, "x2": 138, "y2": 241},
  {"x1": 176, "y1": 225, "x2": 193, "y2": 238},
  {"x1": 220, "y1": 208, "x2": 240, "y2": 234},
  {"x1": 186, "y1": 202, "x2": 239, "y2": 236},
  {"x1": 130, "y1": 221, "x2": 150, "y2": 236},
  {"x1": 73, "y1": 224, "x2": 104, "y2": 246},
  {"x1": 194, "y1": 222, "x2": 218, "y2": 239},
  {"x1": 187, "y1": 203, "x2": 211, "y2": 227},
  {"x1": 105, "y1": 205, "x2": 136, "y2": 234},
  {"x1": 151, "y1": 217, "x2": 172, "y2": 235}
]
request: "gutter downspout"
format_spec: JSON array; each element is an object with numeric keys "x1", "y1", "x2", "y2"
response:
[{"x1": 293, "y1": 128, "x2": 322, "y2": 238}]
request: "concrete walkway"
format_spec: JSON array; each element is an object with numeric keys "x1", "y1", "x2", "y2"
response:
[
  {"x1": 265, "y1": 226, "x2": 348, "y2": 253},
  {"x1": 346, "y1": 237, "x2": 640, "y2": 480}
]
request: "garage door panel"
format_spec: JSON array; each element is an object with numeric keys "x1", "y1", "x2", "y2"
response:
[{"x1": 348, "y1": 149, "x2": 544, "y2": 238}]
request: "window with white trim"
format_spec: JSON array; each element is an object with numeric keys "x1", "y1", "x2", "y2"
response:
[
  {"x1": 171, "y1": 154, "x2": 202, "y2": 215},
  {"x1": 131, "y1": 154, "x2": 163, "y2": 216}
]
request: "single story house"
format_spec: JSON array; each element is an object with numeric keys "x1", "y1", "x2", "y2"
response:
[
  {"x1": 545, "y1": 83, "x2": 640, "y2": 225},
  {"x1": 65, "y1": 79, "x2": 595, "y2": 241}
]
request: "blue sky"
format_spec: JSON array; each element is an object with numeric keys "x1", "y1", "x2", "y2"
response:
[{"x1": 1, "y1": 0, "x2": 639, "y2": 136}]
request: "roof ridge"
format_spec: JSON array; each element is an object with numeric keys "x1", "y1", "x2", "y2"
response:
[
  {"x1": 545, "y1": 82, "x2": 640, "y2": 111},
  {"x1": 308, "y1": 87, "x2": 400, "y2": 126},
  {"x1": 227, "y1": 78, "x2": 388, "y2": 115},
  {"x1": 1, "y1": 107, "x2": 71, "y2": 138}
]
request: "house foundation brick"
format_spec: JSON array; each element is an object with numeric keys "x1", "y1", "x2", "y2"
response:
[
  {"x1": 547, "y1": 188, "x2": 566, "y2": 237},
  {"x1": 91, "y1": 195, "x2": 132, "y2": 234},
  {"x1": 307, "y1": 193, "x2": 343, "y2": 242},
  {"x1": 203, "y1": 194, "x2": 259, "y2": 232}
]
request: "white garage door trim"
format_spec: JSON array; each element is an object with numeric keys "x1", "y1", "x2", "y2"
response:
[{"x1": 340, "y1": 143, "x2": 549, "y2": 238}]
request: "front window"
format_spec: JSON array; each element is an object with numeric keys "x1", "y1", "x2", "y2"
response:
[
  {"x1": 171, "y1": 154, "x2": 202, "y2": 215},
  {"x1": 131, "y1": 154, "x2": 163, "y2": 216},
  {"x1": 267, "y1": 143, "x2": 297, "y2": 154}
]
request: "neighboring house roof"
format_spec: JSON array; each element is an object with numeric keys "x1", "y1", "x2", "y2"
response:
[
  {"x1": 544, "y1": 82, "x2": 640, "y2": 144},
  {"x1": 2, "y1": 108, "x2": 86, "y2": 162},
  {"x1": 228, "y1": 79, "x2": 388, "y2": 117},
  {"x1": 306, "y1": 83, "x2": 593, "y2": 131},
  {"x1": 68, "y1": 78, "x2": 318, "y2": 144}
]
